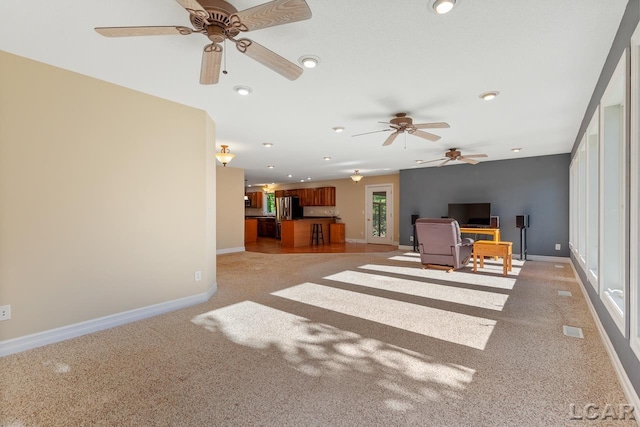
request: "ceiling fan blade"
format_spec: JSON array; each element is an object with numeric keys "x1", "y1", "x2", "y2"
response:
[
  {"x1": 95, "y1": 26, "x2": 193, "y2": 37},
  {"x1": 175, "y1": 0, "x2": 209, "y2": 19},
  {"x1": 421, "y1": 158, "x2": 446, "y2": 164},
  {"x1": 459, "y1": 156, "x2": 479, "y2": 165},
  {"x1": 382, "y1": 131, "x2": 400, "y2": 146},
  {"x1": 352, "y1": 129, "x2": 392, "y2": 137},
  {"x1": 463, "y1": 153, "x2": 488, "y2": 158},
  {"x1": 233, "y1": 0, "x2": 312, "y2": 32},
  {"x1": 411, "y1": 129, "x2": 441, "y2": 142},
  {"x1": 413, "y1": 122, "x2": 450, "y2": 129},
  {"x1": 235, "y1": 38, "x2": 302, "y2": 80},
  {"x1": 438, "y1": 159, "x2": 451, "y2": 167},
  {"x1": 200, "y1": 44, "x2": 222, "y2": 85}
]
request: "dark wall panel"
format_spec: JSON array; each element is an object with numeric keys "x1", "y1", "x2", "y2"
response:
[{"x1": 399, "y1": 153, "x2": 570, "y2": 256}]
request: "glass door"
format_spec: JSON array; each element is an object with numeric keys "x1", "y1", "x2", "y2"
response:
[{"x1": 366, "y1": 184, "x2": 393, "y2": 245}]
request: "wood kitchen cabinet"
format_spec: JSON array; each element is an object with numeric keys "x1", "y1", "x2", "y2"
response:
[
  {"x1": 273, "y1": 187, "x2": 336, "y2": 206},
  {"x1": 245, "y1": 192, "x2": 263, "y2": 209}
]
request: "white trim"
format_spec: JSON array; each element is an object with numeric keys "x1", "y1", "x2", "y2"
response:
[
  {"x1": 599, "y1": 50, "x2": 628, "y2": 337},
  {"x1": 630, "y1": 21, "x2": 640, "y2": 362},
  {"x1": 514, "y1": 254, "x2": 570, "y2": 263},
  {"x1": 346, "y1": 238, "x2": 367, "y2": 244},
  {"x1": 398, "y1": 244, "x2": 413, "y2": 251},
  {"x1": 569, "y1": 261, "x2": 640, "y2": 420},
  {"x1": 364, "y1": 183, "x2": 394, "y2": 245},
  {"x1": 0, "y1": 283, "x2": 217, "y2": 358},
  {"x1": 217, "y1": 246, "x2": 245, "y2": 255}
]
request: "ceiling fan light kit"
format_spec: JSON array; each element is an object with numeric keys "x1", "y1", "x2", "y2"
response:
[{"x1": 95, "y1": 0, "x2": 312, "y2": 85}]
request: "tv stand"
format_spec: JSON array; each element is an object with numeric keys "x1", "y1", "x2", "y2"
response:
[{"x1": 460, "y1": 227, "x2": 501, "y2": 243}]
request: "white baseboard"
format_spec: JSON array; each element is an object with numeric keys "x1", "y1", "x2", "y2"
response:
[
  {"x1": 398, "y1": 245, "x2": 414, "y2": 251},
  {"x1": 569, "y1": 260, "x2": 640, "y2": 421},
  {"x1": 217, "y1": 246, "x2": 245, "y2": 255},
  {"x1": 0, "y1": 283, "x2": 218, "y2": 358},
  {"x1": 514, "y1": 254, "x2": 570, "y2": 263},
  {"x1": 346, "y1": 238, "x2": 367, "y2": 244}
]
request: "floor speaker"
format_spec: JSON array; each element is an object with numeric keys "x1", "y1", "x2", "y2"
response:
[{"x1": 516, "y1": 215, "x2": 529, "y2": 228}]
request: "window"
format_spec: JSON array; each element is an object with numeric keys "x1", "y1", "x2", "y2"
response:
[
  {"x1": 577, "y1": 139, "x2": 587, "y2": 266},
  {"x1": 599, "y1": 51, "x2": 627, "y2": 333},
  {"x1": 266, "y1": 193, "x2": 275, "y2": 214},
  {"x1": 586, "y1": 108, "x2": 599, "y2": 289}
]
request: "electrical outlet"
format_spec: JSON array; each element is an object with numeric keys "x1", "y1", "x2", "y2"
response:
[
  {"x1": 194, "y1": 271, "x2": 202, "y2": 281},
  {"x1": 410, "y1": 236, "x2": 414, "y2": 242},
  {"x1": 555, "y1": 244, "x2": 561, "y2": 251},
  {"x1": 0, "y1": 305, "x2": 11, "y2": 321}
]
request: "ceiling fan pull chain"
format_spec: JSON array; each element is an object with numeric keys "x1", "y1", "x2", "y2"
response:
[{"x1": 223, "y1": 37, "x2": 228, "y2": 75}]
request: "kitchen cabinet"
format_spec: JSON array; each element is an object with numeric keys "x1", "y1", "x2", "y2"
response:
[
  {"x1": 330, "y1": 223, "x2": 345, "y2": 243},
  {"x1": 245, "y1": 192, "x2": 263, "y2": 209},
  {"x1": 274, "y1": 187, "x2": 336, "y2": 206},
  {"x1": 244, "y1": 219, "x2": 258, "y2": 243},
  {"x1": 257, "y1": 217, "x2": 276, "y2": 238}
]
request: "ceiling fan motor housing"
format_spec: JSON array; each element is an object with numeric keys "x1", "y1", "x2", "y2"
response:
[
  {"x1": 190, "y1": 0, "x2": 241, "y2": 41},
  {"x1": 390, "y1": 113, "x2": 413, "y2": 128}
]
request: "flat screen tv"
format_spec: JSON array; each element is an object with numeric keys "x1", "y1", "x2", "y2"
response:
[{"x1": 448, "y1": 203, "x2": 491, "y2": 227}]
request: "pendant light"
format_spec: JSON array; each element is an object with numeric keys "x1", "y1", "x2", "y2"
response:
[
  {"x1": 351, "y1": 170, "x2": 363, "y2": 183},
  {"x1": 215, "y1": 145, "x2": 235, "y2": 167}
]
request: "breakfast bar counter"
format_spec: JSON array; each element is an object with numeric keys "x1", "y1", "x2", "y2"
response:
[{"x1": 281, "y1": 218, "x2": 336, "y2": 247}]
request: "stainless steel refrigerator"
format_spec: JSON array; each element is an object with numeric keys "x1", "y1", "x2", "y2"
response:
[{"x1": 275, "y1": 196, "x2": 303, "y2": 238}]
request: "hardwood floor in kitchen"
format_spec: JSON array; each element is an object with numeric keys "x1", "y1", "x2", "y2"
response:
[{"x1": 245, "y1": 237, "x2": 398, "y2": 254}]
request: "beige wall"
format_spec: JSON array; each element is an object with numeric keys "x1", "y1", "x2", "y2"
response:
[
  {"x1": 274, "y1": 174, "x2": 400, "y2": 242},
  {"x1": 216, "y1": 166, "x2": 244, "y2": 250},
  {"x1": 0, "y1": 52, "x2": 216, "y2": 341}
]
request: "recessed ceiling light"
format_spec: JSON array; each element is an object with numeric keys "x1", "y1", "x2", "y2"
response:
[
  {"x1": 262, "y1": 142, "x2": 273, "y2": 147},
  {"x1": 271, "y1": 182, "x2": 275, "y2": 185},
  {"x1": 332, "y1": 126, "x2": 345, "y2": 133},
  {"x1": 511, "y1": 148, "x2": 522, "y2": 152},
  {"x1": 306, "y1": 177, "x2": 311, "y2": 180},
  {"x1": 415, "y1": 160, "x2": 423, "y2": 164},
  {"x1": 234, "y1": 85, "x2": 252, "y2": 96},
  {"x1": 300, "y1": 179, "x2": 305, "y2": 182},
  {"x1": 287, "y1": 174, "x2": 293, "y2": 178},
  {"x1": 247, "y1": 184, "x2": 252, "y2": 187},
  {"x1": 267, "y1": 165, "x2": 275, "y2": 169},
  {"x1": 479, "y1": 91, "x2": 499, "y2": 101},
  {"x1": 299, "y1": 55, "x2": 320, "y2": 68},
  {"x1": 323, "y1": 157, "x2": 331, "y2": 161},
  {"x1": 430, "y1": 0, "x2": 459, "y2": 14}
]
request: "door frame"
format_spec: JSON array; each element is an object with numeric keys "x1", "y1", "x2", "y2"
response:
[{"x1": 365, "y1": 183, "x2": 394, "y2": 245}]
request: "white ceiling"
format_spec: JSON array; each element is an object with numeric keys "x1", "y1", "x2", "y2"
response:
[{"x1": 0, "y1": 0, "x2": 628, "y2": 186}]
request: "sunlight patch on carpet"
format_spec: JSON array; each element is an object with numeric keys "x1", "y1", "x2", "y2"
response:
[
  {"x1": 388, "y1": 256, "x2": 422, "y2": 263},
  {"x1": 324, "y1": 270, "x2": 508, "y2": 311},
  {"x1": 359, "y1": 264, "x2": 517, "y2": 290},
  {"x1": 191, "y1": 301, "x2": 475, "y2": 400},
  {"x1": 272, "y1": 283, "x2": 496, "y2": 350}
]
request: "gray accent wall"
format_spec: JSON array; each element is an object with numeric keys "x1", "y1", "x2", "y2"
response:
[{"x1": 399, "y1": 153, "x2": 570, "y2": 257}]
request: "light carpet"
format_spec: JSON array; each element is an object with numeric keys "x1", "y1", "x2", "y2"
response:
[{"x1": 0, "y1": 251, "x2": 635, "y2": 426}]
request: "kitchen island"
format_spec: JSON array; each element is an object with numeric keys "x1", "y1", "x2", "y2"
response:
[{"x1": 281, "y1": 217, "x2": 336, "y2": 247}]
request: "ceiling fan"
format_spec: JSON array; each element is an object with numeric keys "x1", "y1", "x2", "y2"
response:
[
  {"x1": 94, "y1": 0, "x2": 312, "y2": 84},
  {"x1": 421, "y1": 148, "x2": 488, "y2": 167},
  {"x1": 352, "y1": 113, "x2": 450, "y2": 146}
]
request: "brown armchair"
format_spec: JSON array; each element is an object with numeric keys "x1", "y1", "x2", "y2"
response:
[{"x1": 415, "y1": 218, "x2": 474, "y2": 271}]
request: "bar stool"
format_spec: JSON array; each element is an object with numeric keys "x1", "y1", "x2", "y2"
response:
[{"x1": 311, "y1": 223, "x2": 324, "y2": 245}]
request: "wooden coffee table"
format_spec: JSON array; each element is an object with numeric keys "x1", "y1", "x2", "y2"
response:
[{"x1": 473, "y1": 240, "x2": 513, "y2": 277}]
